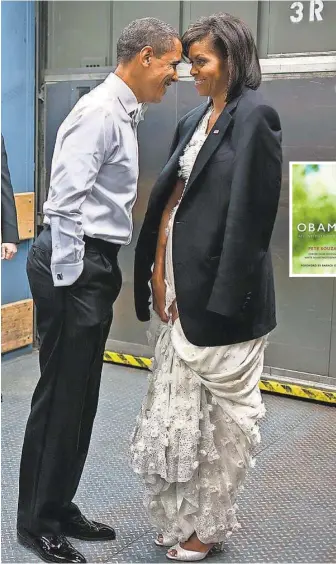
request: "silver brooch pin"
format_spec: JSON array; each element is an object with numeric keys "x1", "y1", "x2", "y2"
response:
[{"x1": 213, "y1": 129, "x2": 220, "y2": 134}]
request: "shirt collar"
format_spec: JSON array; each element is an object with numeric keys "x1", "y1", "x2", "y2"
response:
[{"x1": 104, "y1": 72, "x2": 138, "y2": 115}]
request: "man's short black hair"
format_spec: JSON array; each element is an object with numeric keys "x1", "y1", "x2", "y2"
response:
[
  {"x1": 182, "y1": 13, "x2": 261, "y2": 101},
  {"x1": 117, "y1": 17, "x2": 179, "y2": 64}
]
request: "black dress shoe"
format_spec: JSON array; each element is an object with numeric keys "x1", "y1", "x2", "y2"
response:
[
  {"x1": 17, "y1": 530, "x2": 86, "y2": 563},
  {"x1": 62, "y1": 514, "x2": 116, "y2": 541}
]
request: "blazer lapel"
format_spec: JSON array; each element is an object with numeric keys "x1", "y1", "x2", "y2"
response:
[
  {"x1": 183, "y1": 95, "x2": 242, "y2": 197},
  {"x1": 165, "y1": 102, "x2": 210, "y2": 173},
  {"x1": 146, "y1": 103, "x2": 210, "y2": 221}
]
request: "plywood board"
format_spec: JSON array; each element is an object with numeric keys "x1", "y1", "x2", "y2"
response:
[
  {"x1": 1, "y1": 299, "x2": 33, "y2": 353},
  {"x1": 14, "y1": 192, "x2": 34, "y2": 240}
]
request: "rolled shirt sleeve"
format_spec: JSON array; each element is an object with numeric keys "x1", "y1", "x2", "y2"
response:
[{"x1": 44, "y1": 107, "x2": 114, "y2": 286}]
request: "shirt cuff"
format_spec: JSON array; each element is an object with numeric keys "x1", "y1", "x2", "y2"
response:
[{"x1": 51, "y1": 260, "x2": 84, "y2": 287}]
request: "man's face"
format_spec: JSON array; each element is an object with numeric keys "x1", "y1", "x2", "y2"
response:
[{"x1": 142, "y1": 38, "x2": 182, "y2": 103}]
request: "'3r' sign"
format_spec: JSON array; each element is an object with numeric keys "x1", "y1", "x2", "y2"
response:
[{"x1": 290, "y1": 0, "x2": 324, "y2": 23}]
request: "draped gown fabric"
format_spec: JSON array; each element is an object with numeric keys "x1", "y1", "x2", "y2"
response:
[{"x1": 130, "y1": 108, "x2": 268, "y2": 545}]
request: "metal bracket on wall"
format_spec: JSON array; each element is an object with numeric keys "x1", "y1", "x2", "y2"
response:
[{"x1": 38, "y1": 86, "x2": 45, "y2": 102}]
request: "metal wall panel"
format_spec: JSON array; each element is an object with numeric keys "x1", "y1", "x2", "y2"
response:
[
  {"x1": 267, "y1": 0, "x2": 336, "y2": 54},
  {"x1": 182, "y1": 1, "x2": 258, "y2": 36},
  {"x1": 47, "y1": 1, "x2": 181, "y2": 70},
  {"x1": 46, "y1": 1, "x2": 336, "y2": 74},
  {"x1": 260, "y1": 77, "x2": 336, "y2": 377},
  {"x1": 47, "y1": 1, "x2": 111, "y2": 69},
  {"x1": 111, "y1": 1, "x2": 181, "y2": 64}
]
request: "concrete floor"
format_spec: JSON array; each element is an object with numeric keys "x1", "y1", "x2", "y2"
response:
[{"x1": 1, "y1": 351, "x2": 336, "y2": 563}]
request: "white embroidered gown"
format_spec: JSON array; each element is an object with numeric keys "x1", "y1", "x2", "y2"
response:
[{"x1": 130, "y1": 107, "x2": 267, "y2": 545}]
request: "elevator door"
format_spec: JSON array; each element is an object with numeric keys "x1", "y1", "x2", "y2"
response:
[{"x1": 42, "y1": 75, "x2": 336, "y2": 384}]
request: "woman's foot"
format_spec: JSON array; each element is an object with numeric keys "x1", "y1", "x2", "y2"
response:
[
  {"x1": 155, "y1": 533, "x2": 178, "y2": 546},
  {"x1": 181, "y1": 534, "x2": 214, "y2": 553},
  {"x1": 167, "y1": 533, "x2": 214, "y2": 560}
]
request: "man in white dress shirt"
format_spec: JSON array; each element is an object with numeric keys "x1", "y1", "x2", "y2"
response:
[{"x1": 17, "y1": 18, "x2": 182, "y2": 564}]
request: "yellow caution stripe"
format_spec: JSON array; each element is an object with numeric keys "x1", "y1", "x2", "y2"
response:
[
  {"x1": 259, "y1": 378, "x2": 336, "y2": 404},
  {"x1": 103, "y1": 351, "x2": 151, "y2": 370},
  {"x1": 103, "y1": 351, "x2": 336, "y2": 404}
]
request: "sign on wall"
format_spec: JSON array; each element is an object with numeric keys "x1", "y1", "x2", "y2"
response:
[
  {"x1": 268, "y1": 0, "x2": 335, "y2": 54},
  {"x1": 290, "y1": 162, "x2": 336, "y2": 277}
]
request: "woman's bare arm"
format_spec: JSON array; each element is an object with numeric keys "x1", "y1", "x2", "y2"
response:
[{"x1": 151, "y1": 178, "x2": 185, "y2": 321}]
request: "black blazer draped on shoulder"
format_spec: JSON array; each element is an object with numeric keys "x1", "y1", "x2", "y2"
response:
[{"x1": 134, "y1": 87, "x2": 282, "y2": 346}]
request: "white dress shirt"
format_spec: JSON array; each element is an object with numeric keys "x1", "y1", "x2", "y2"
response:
[{"x1": 43, "y1": 73, "x2": 143, "y2": 286}]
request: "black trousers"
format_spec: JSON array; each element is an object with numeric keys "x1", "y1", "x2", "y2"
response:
[{"x1": 17, "y1": 227, "x2": 121, "y2": 536}]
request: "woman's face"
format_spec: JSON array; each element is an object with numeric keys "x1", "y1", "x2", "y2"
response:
[{"x1": 188, "y1": 36, "x2": 229, "y2": 100}]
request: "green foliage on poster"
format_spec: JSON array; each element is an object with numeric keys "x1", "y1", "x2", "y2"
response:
[{"x1": 291, "y1": 163, "x2": 336, "y2": 275}]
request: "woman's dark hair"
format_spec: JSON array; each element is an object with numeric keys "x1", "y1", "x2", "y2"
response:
[{"x1": 182, "y1": 13, "x2": 261, "y2": 101}]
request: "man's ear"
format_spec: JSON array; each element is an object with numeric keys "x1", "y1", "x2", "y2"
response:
[{"x1": 139, "y1": 46, "x2": 154, "y2": 67}]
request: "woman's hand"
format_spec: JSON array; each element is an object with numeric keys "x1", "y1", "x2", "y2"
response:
[
  {"x1": 168, "y1": 300, "x2": 179, "y2": 323},
  {"x1": 151, "y1": 273, "x2": 169, "y2": 323}
]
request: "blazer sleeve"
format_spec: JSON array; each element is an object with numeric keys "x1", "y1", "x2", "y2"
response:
[
  {"x1": 1, "y1": 135, "x2": 20, "y2": 244},
  {"x1": 207, "y1": 104, "x2": 282, "y2": 317}
]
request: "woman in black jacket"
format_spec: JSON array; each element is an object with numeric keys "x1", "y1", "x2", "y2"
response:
[{"x1": 131, "y1": 13, "x2": 282, "y2": 562}]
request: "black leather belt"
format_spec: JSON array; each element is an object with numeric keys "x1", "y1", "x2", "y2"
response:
[
  {"x1": 83, "y1": 234, "x2": 120, "y2": 260},
  {"x1": 43, "y1": 224, "x2": 120, "y2": 260}
]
